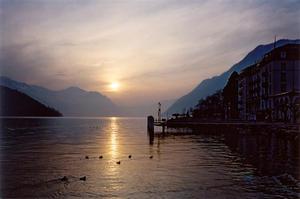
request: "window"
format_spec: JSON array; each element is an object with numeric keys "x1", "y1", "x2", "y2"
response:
[{"x1": 281, "y1": 51, "x2": 286, "y2": 59}]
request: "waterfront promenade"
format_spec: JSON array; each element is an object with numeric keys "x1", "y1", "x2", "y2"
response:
[{"x1": 150, "y1": 117, "x2": 299, "y2": 136}]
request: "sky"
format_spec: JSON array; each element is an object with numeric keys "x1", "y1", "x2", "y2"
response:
[{"x1": 1, "y1": 0, "x2": 299, "y2": 106}]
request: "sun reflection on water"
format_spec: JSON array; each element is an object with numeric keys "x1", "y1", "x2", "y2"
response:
[
  {"x1": 110, "y1": 117, "x2": 119, "y2": 160},
  {"x1": 104, "y1": 117, "x2": 123, "y2": 192}
]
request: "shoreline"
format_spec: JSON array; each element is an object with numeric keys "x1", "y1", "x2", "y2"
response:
[{"x1": 151, "y1": 117, "x2": 300, "y2": 136}]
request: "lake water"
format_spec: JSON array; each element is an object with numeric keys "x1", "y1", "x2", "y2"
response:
[{"x1": 0, "y1": 117, "x2": 299, "y2": 198}]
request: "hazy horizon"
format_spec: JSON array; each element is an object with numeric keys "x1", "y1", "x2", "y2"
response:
[{"x1": 1, "y1": 0, "x2": 300, "y2": 106}]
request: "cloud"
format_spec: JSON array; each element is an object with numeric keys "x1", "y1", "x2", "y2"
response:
[{"x1": 1, "y1": 0, "x2": 299, "y2": 105}]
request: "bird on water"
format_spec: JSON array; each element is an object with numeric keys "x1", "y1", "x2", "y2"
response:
[
  {"x1": 61, "y1": 176, "x2": 68, "y2": 182},
  {"x1": 80, "y1": 176, "x2": 86, "y2": 181}
]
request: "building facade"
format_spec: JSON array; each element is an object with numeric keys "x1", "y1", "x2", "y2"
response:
[
  {"x1": 238, "y1": 44, "x2": 300, "y2": 122},
  {"x1": 223, "y1": 71, "x2": 239, "y2": 120}
]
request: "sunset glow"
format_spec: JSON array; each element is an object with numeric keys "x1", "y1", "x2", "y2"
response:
[
  {"x1": 110, "y1": 82, "x2": 120, "y2": 92},
  {"x1": 0, "y1": 1, "x2": 299, "y2": 198},
  {"x1": 1, "y1": 0, "x2": 299, "y2": 107}
]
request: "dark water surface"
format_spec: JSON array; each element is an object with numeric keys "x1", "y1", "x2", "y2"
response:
[{"x1": 0, "y1": 117, "x2": 299, "y2": 198}]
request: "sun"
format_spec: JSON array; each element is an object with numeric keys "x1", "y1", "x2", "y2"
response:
[{"x1": 110, "y1": 82, "x2": 120, "y2": 91}]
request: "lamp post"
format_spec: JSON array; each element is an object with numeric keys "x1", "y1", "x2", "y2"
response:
[{"x1": 158, "y1": 102, "x2": 161, "y2": 121}]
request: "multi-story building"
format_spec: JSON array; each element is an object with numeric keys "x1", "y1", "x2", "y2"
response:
[
  {"x1": 238, "y1": 44, "x2": 300, "y2": 122},
  {"x1": 223, "y1": 71, "x2": 239, "y2": 120}
]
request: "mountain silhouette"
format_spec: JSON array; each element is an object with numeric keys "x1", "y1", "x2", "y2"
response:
[
  {"x1": 0, "y1": 86, "x2": 62, "y2": 116},
  {"x1": 166, "y1": 39, "x2": 300, "y2": 114},
  {"x1": 0, "y1": 77, "x2": 118, "y2": 116}
]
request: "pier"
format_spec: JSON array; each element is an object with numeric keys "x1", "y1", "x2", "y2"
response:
[
  {"x1": 147, "y1": 116, "x2": 299, "y2": 136},
  {"x1": 147, "y1": 116, "x2": 167, "y2": 134},
  {"x1": 147, "y1": 101, "x2": 299, "y2": 137}
]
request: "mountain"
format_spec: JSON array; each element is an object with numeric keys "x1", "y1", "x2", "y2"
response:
[
  {"x1": 166, "y1": 39, "x2": 300, "y2": 114},
  {"x1": 0, "y1": 86, "x2": 62, "y2": 116},
  {"x1": 0, "y1": 77, "x2": 118, "y2": 116},
  {"x1": 121, "y1": 99, "x2": 176, "y2": 117}
]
